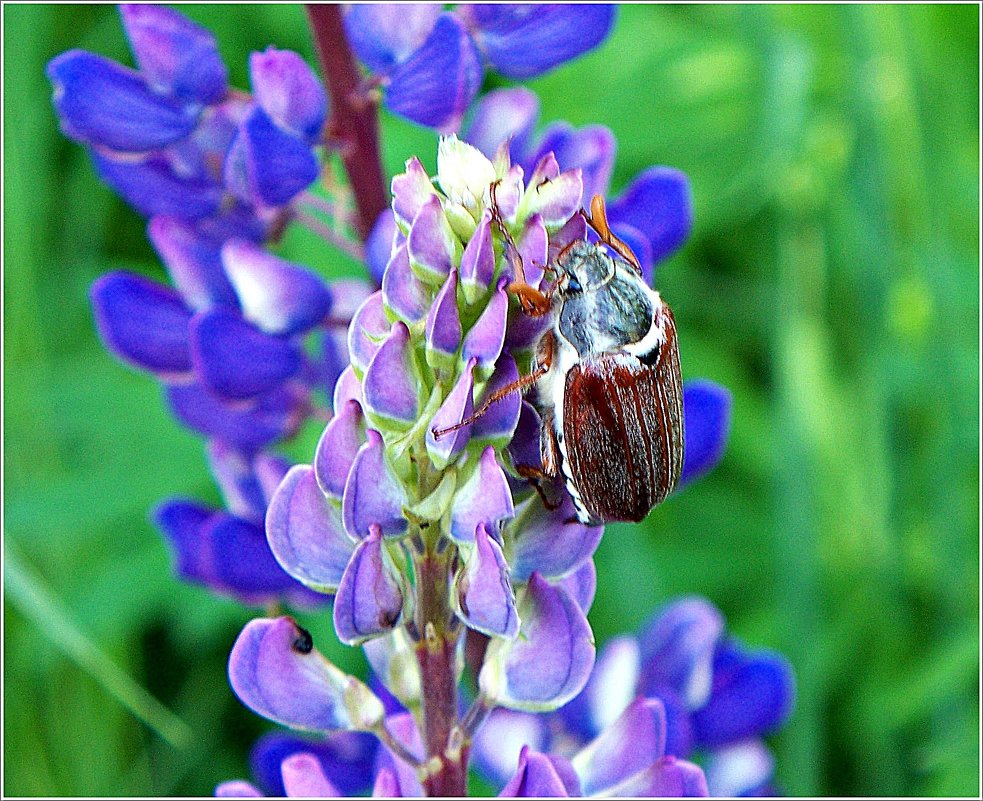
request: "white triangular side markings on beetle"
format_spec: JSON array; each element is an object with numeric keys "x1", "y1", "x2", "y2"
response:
[{"x1": 622, "y1": 287, "x2": 668, "y2": 362}]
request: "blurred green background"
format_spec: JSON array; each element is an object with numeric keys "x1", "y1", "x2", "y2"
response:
[{"x1": 4, "y1": 4, "x2": 979, "y2": 797}]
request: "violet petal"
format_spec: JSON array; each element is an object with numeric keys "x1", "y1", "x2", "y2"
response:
[
  {"x1": 165, "y1": 382, "x2": 298, "y2": 451},
  {"x1": 342, "y1": 429, "x2": 409, "y2": 539},
  {"x1": 680, "y1": 380, "x2": 733, "y2": 486},
  {"x1": 459, "y1": 210, "x2": 497, "y2": 304},
  {"x1": 366, "y1": 209, "x2": 399, "y2": 284},
  {"x1": 704, "y1": 740, "x2": 776, "y2": 798},
  {"x1": 47, "y1": 50, "x2": 198, "y2": 151},
  {"x1": 362, "y1": 322, "x2": 420, "y2": 428},
  {"x1": 521, "y1": 168, "x2": 583, "y2": 227},
  {"x1": 602, "y1": 756, "x2": 709, "y2": 798},
  {"x1": 266, "y1": 465, "x2": 355, "y2": 594},
  {"x1": 348, "y1": 291, "x2": 389, "y2": 375},
  {"x1": 607, "y1": 167, "x2": 693, "y2": 266},
  {"x1": 470, "y1": 354, "x2": 522, "y2": 445},
  {"x1": 407, "y1": 194, "x2": 458, "y2": 284},
  {"x1": 190, "y1": 309, "x2": 301, "y2": 400},
  {"x1": 637, "y1": 596, "x2": 724, "y2": 708},
  {"x1": 375, "y1": 712, "x2": 425, "y2": 797},
  {"x1": 464, "y1": 87, "x2": 539, "y2": 161},
  {"x1": 228, "y1": 616, "x2": 385, "y2": 732},
  {"x1": 385, "y1": 14, "x2": 482, "y2": 132},
  {"x1": 471, "y1": 709, "x2": 549, "y2": 787},
  {"x1": 499, "y1": 746, "x2": 571, "y2": 798},
  {"x1": 281, "y1": 752, "x2": 340, "y2": 797},
  {"x1": 343, "y1": 4, "x2": 441, "y2": 73},
  {"x1": 314, "y1": 399, "x2": 366, "y2": 500},
  {"x1": 250, "y1": 731, "x2": 379, "y2": 798},
  {"x1": 572, "y1": 697, "x2": 667, "y2": 796},
  {"x1": 508, "y1": 494, "x2": 603, "y2": 583},
  {"x1": 425, "y1": 269, "x2": 463, "y2": 359},
  {"x1": 382, "y1": 242, "x2": 430, "y2": 324},
  {"x1": 333, "y1": 365, "x2": 364, "y2": 410},
  {"x1": 119, "y1": 4, "x2": 227, "y2": 105},
  {"x1": 449, "y1": 446, "x2": 515, "y2": 543},
  {"x1": 206, "y1": 440, "x2": 268, "y2": 522},
  {"x1": 556, "y1": 559, "x2": 596, "y2": 615},
  {"x1": 425, "y1": 360, "x2": 475, "y2": 469},
  {"x1": 215, "y1": 780, "x2": 262, "y2": 797},
  {"x1": 480, "y1": 574, "x2": 594, "y2": 711},
  {"x1": 224, "y1": 106, "x2": 318, "y2": 207},
  {"x1": 93, "y1": 151, "x2": 222, "y2": 220},
  {"x1": 221, "y1": 238, "x2": 332, "y2": 336},
  {"x1": 250, "y1": 48, "x2": 326, "y2": 142},
  {"x1": 147, "y1": 216, "x2": 238, "y2": 310},
  {"x1": 465, "y1": 5, "x2": 616, "y2": 79},
  {"x1": 454, "y1": 523, "x2": 520, "y2": 639},
  {"x1": 333, "y1": 525, "x2": 405, "y2": 644},
  {"x1": 462, "y1": 280, "x2": 508, "y2": 378},
  {"x1": 692, "y1": 640, "x2": 796, "y2": 747},
  {"x1": 528, "y1": 123, "x2": 615, "y2": 206},
  {"x1": 391, "y1": 156, "x2": 436, "y2": 227},
  {"x1": 90, "y1": 271, "x2": 192, "y2": 377}
]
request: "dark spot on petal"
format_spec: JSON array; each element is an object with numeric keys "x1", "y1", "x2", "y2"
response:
[{"x1": 291, "y1": 625, "x2": 313, "y2": 654}]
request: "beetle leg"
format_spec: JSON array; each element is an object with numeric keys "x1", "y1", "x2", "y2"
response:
[
  {"x1": 431, "y1": 332, "x2": 554, "y2": 440},
  {"x1": 581, "y1": 193, "x2": 643, "y2": 275},
  {"x1": 515, "y1": 464, "x2": 563, "y2": 511},
  {"x1": 489, "y1": 180, "x2": 554, "y2": 316}
]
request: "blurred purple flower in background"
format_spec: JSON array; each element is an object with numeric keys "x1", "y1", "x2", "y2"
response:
[{"x1": 46, "y1": 3, "x2": 793, "y2": 797}]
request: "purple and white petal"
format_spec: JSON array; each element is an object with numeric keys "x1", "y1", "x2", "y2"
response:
[
  {"x1": 555, "y1": 559, "x2": 596, "y2": 615},
  {"x1": 48, "y1": 50, "x2": 199, "y2": 151},
  {"x1": 601, "y1": 756, "x2": 709, "y2": 798},
  {"x1": 254, "y1": 452, "x2": 291, "y2": 507},
  {"x1": 382, "y1": 242, "x2": 430, "y2": 324},
  {"x1": 520, "y1": 168, "x2": 583, "y2": 228},
  {"x1": 119, "y1": 4, "x2": 227, "y2": 104},
  {"x1": 464, "y1": 87, "x2": 539, "y2": 161},
  {"x1": 607, "y1": 167, "x2": 693, "y2": 267},
  {"x1": 585, "y1": 636, "x2": 641, "y2": 732},
  {"x1": 250, "y1": 48, "x2": 326, "y2": 142},
  {"x1": 508, "y1": 495, "x2": 602, "y2": 583},
  {"x1": 391, "y1": 156, "x2": 436, "y2": 228},
  {"x1": 499, "y1": 746, "x2": 572, "y2": 798},
  {"x1": 348, "y1": 291, "x2": 389, "y2": 375},
  {"x1": 459, "y1": 210, "x2": 496, "y2": 303},
  {"x1": 314, "y1": 399, "x2": 366, "y2": 500},
  {"x1": 449, "y1": 447, "x2": 514, "y2": 543},
  {"x1": 280, "y1": 752, "x2": 340, "y2": 797},
  {"x1": 462, "y1": 279, "x2": 508, "y2": 378},
  {"x1": 266, "y1": 465, "x2": 355, "y2": 594},
  {"x1": 190, "y1": 309, "x2": 301, "y2": 400},
  {"x1": 471, "y1": 709, "x2": 549, "y2": 787},
  {"x1": 515, "y1": 214, "x2": 548, "y2": 287},
  {"x1": 372, "y1": 768, "x2": 402, "y2": 798},
  {"x1": 454, "y1": 523, "x2": 519, "y2": 639},
  {"x1": 343, "y1": 4, "x2": 441, "y2": 73},
  {"x1": 215, "y1": 780, "x2": 262, "y2": 798},
  {"x1": 572, "y1": 697, "x2": 666, "y2": 796},
  {"x1": 206, "y1": 440, "x2": 267, "y2": 522},
  {"x1": 250, "y1": 731, "x2": 379, "y2": 798},
  {"x1": 425, "y1": 269, "x2": 463, "y2": 361},
  {"x1": 342, "y1": 430, "x2": 409, "y2": 539},
  {"x1": 407, "y1": 194, "x2": 459, "y2": 285},
  {"x1": 221, "y1": 238, "x2": 331, "y2": 336},
  {"x1": 704, "y1": 739, "x2": 775, "y2": 798},
  {"x1": 480, "y1": 574, "x2": 594, "y2": 712},
  {"x1": 333, "y1": 526, "x2": 404, "y2": 645},
  {"x1": 366, "y1": 210, "x2": 399, "y2": 285},
  {"x1": 362, "y1": 628, "x2": 421, "y2": 710},
  {"x1": 148, "y1": 216, "x2": 238, "y2": 311},
  {"x1": 464, "y1": 5, "x2": 616, "y2": 79},
  {"x1": 362, "y1": 322, "x2": 421, "y2": 428},
  {"x1": 385, "y1": 14, "x2": 482, "y2": 133},
  {"x1": 228, "y1": 616, "x2": 385, "y2": 732},
  {"x1": 470, "y1": 354, "x2": 522, "y2": 445},
  {"x1": 680, "y1": 380, "x2": 732, "y2": 486},
  {"x1": 90, "y1": 271, "x2": 192, "y2": 377},
  {"x1": 637, "y1": 596, "x2": 724, "y2": 708},
  {"x1": 529, "y1": 123, "x2": 615, "y2": 205},
  {"x1": 333, "y1": 364, "x2": 364, "y2": 410},
  {"x1": 425, "y1": 360, "x2": 475, "y2": 469},
  {"x1": 375, "y1": 713, "x2": 425, "y2": 797}
]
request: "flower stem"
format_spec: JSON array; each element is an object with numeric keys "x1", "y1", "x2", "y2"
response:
[
  {"x1": 305, "y1": 4, "x2": 387, "y2": 242},
  {"x1": 413, "y1": 542, "x2": 467, "y2": 796}
]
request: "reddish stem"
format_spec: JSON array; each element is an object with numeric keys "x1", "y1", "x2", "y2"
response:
[{"x1": 305, "y1": 5, "x2": 387, "y2": 241}]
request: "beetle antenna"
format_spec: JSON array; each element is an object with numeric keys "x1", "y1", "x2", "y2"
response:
[
  {"x1": 489, "y1": 180, "x2": 552, "y2": 315},
  {"x1": 580, "y1": 194, "x2": 642, "y2": 275}
]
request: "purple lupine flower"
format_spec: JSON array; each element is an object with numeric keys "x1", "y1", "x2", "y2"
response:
[
  {"x1": 472, "y1": 597, "x2": 796, "y2": 797},
  {"x1": 343, "y1": 5, "x2": 616, "y2": 131}
]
